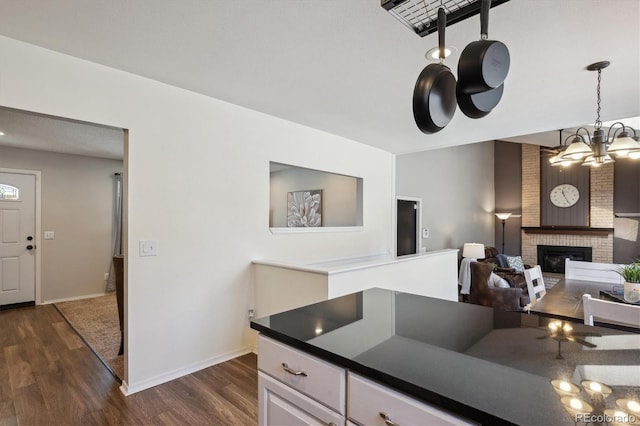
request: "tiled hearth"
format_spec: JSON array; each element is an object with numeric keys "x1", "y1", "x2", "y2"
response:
[{"x1": 520, "y1": 145, "x2": 614, "y2": 265}]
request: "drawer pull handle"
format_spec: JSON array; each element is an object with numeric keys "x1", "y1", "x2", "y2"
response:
[
  {"x1": 379, "y1": 412, "x2": 400, "y2": 426},
  {"x1": 281, "y1": 362, "x2": 307, "y2": 377}
]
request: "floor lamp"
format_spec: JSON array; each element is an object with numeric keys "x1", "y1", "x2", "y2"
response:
[{"x1": 495, "y1": 213, "x2": 512, "y2": 254}]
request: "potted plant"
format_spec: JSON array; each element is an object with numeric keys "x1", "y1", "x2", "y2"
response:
[{"x1": 616, "y1": 261, "x2": 640, "y2": 303}]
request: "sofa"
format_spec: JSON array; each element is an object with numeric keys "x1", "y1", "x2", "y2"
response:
[{"x1": 477, "y1": 246, "x2": 530, "y2": 291}]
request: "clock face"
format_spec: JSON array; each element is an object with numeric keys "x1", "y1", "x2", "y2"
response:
[{"x1": 550, "y1": 184, "x2": 580, "y2": 208}]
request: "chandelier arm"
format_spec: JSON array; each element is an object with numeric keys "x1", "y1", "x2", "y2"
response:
[
  {"x1": 605, "y1": 122, "x2": 627, "y2": 142},
  {"x1": 607, "y1": 127, "x2": 623, "y2": 143},
  {"x1": 574, "y1": 127, "x2": 592, "y2": 145}
]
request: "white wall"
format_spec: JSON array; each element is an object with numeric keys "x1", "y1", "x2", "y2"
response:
[
  {"x1": 0, "y1": 36, "x2": 394, "y2": 393},
  {"x1": 0, "y1": 146, "x2": 123, "y2": 302},
  {"x1": 395, "y1": 142, "x2": 495, "y2": 253}
]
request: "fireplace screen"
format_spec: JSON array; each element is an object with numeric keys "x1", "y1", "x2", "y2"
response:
[{"x1": 537, "y1": 245, "x2": 593, "y2": 273}]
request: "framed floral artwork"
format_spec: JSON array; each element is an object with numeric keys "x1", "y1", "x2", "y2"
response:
[{"x1": 287, "y1": 190, "x2": 322, "y2": 227}]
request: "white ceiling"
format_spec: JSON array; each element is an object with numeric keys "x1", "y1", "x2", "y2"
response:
[{"x1": 0, "y1": 0, "x2": 638, "y2": 159}]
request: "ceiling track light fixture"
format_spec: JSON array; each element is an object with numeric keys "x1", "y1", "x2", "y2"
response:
[{"x1": 550, "y1": 61, "x2": 640, "y2": 167}]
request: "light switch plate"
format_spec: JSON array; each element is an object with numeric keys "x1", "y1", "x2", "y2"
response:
[
  {"x1": 44, "y1": 231, "x2": 55, "y2": 240},
  {"x1": 139, "y1": 240, "x2": 158, "y2": 256},
  {"x1": 422, "y1": 228, "x2": 429, "y2": 239}
]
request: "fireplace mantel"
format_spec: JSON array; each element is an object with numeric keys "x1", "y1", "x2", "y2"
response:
[{"x1": 521, "y1": 227, "x2": 613, "y2": 236}]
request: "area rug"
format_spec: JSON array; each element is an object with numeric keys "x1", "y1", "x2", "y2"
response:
[{"x1": 55, "y1": 293, "x2": 124, "y2": 381}]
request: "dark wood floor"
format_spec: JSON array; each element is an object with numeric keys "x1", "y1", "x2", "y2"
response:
[{"x1": 0, "y1": 304, "x2": 258, "y2": 425}]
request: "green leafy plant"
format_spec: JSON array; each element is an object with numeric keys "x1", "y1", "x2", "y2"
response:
[{"x1": 616, "y1": 261, "x2": 640, "y2": 283}]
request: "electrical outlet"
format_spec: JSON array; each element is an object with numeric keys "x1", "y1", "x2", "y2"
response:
[{"x1": 104, "y1": 273, "x2": 109, "y2": 281}]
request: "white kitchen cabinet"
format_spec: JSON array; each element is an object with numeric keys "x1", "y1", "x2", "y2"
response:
[
  {"x1": 259, "y1": 372, "x2": 344, "y2": 426},
  {"x1": 258, "y1": 335, "x2": 346, "y2": 413},
  {"x1": 258, "y1": 335, "x2": 346, "y2": 425},
  {"x1": 257, "y1": 335, "x2": 474, "y2": 426},
  {"x1": 347, "y1": 373, "x2": 475, "y2": 426}
]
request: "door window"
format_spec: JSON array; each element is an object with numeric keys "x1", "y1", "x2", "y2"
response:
[{"x1": 0, "y1": 184, "x2": 19, "y2": 200}]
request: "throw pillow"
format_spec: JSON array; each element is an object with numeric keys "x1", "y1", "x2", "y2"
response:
[
  {"x1": 495, "y1": 254, "x2": 510, "y2": 268},
  {"x1": 488, "y1": 273, "x2": 511, "y2": 289},
  {"x1": 506, "y1": 255, "x2": 525, "y2": 273}
]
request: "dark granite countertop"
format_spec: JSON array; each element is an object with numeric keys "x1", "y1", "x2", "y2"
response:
[{"x1": 250, "y1": 288, "x2": 640, "y2": 426}]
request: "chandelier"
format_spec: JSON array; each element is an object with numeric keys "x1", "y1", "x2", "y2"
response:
[{"x1": 549, "y1": 61, "x2": 640, "y2": 167}]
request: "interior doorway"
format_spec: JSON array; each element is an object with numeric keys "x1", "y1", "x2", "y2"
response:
[
  {"x1": 0, "y1": 106, "x2": 127, "y2": 381},
  {"x1": 396, "y1": 197, "x2": 422, "y2": 256}
]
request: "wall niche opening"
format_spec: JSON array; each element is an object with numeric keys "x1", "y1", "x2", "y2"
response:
[{"x1": 269, "y1": 162, "x2": 363, "y2": 231}]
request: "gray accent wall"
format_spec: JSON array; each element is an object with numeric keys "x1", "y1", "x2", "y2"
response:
[
  {"x1": 495, "y1": 141, "x2": 522, "y2": 255},
  {"x1": 395, "y1": 141, "x2": 495, "y2": 254},
  {"x1": 0, "y1": 146, "x2": 124, "y2": 302}
]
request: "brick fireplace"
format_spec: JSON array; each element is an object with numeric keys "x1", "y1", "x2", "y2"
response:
[{"x1": 520, "y1": 145, "x2": 614, "y2": 266}]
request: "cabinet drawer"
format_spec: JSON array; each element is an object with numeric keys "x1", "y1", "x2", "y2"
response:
[
  {"x1": 348, "y1": 373, "x2": 475, "y2": 426},
  {"x1": 259, "y1": 372, "x2": 344, "y2": 426},
  {"x1": 258, "y1": 336, "x2": 346, "y2": 414}
]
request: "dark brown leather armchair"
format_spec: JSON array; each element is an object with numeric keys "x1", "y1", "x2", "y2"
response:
[
  {"x1": 469, "y1": 261, "x2": 526, "y2": 311},
  {"x1": 477, "y1": 246, "x2": 530, "y2": 291}
]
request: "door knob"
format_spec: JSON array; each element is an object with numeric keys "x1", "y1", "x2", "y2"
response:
[
  {"x1": 27, "y1": 236, "x2": 33, "y2": 241},
  {"x1": 26, "y1": 245, "x2": 34, "y2": 250}
]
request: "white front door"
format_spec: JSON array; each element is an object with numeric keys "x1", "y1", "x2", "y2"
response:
[{"x1": 0, "y1": 172, "x2": 36, "y2": 307}]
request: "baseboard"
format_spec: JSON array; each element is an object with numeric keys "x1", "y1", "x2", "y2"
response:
[
  {"x1": 119, "y1": 346, "x2": 253, "y2": 396},
  {"x1": 119, "y1": 380, "x2": 131, "y2": 396},
  {"x1": 43, "y1": 292, "x2": 109, "y2": 305}
]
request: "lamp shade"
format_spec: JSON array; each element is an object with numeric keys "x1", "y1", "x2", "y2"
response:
[
  {"x1": 549, "y1": 154, "x2": 577, "y2": 167},
  {"x1": 581, "y1": 153, "x2": 615, "y2": 166},
  {"x1": 607, "y1": 132, "x2": 640, "y2": 157},
  {"x1": 495, "y1": 212, "x2": 512, "y2": 221},
  {"x1": 559, "y1": 136, "x2": 593, "y2": 160},
  {"x1": 462, "y1": 243, "x2": 485, "y2": 259}
]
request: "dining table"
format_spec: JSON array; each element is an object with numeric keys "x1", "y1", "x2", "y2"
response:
[{"x1": 530, "y1": 277, "x2": 639, "y2": 332}]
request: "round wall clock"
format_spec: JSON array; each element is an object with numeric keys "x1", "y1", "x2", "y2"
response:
[{"x1": 550, "y1": 183, "x2": 580, "y2": 208}]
